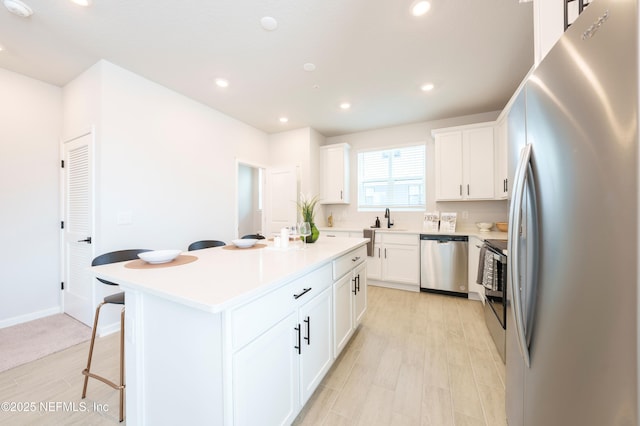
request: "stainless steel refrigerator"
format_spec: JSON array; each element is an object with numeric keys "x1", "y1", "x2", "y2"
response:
[{"x1": 506, "y1": 0, "x2": 638, "y2": 424}]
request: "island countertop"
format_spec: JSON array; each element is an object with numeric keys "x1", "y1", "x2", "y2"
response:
[{"x1": 91, "y1": 237, "x2": 369, "y2": 314}]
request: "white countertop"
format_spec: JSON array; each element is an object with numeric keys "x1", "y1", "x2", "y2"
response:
[
  {"x1": 91, "y1": 238, "x2": 368, "y2": 314},
  {"x1": 318, "y1": 226, "x2": 507, "y2": 240}
]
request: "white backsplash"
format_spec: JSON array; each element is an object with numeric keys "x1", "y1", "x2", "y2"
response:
[{"x1": 319, "y1": 200, "x2": 509, "y2": 231}]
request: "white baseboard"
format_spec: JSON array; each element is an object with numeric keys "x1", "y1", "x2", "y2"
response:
[
  {"x1": 0, "y1": 306, "x2": 62, "y2": 329},
  {"x1": 97, "y1": 321, "x2": 121, "y2": 337}
]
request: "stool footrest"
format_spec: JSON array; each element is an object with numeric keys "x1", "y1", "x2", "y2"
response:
[{"x1": 82, "y1": 369, "x2": 125, "y2": 391}]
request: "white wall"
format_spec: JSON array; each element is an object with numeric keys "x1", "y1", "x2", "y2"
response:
[
  {"x1": 0, "y1": 68, "x2": 62, "y2": 326},
  {"x1": 319, "y1": 112, "x2": 509, "y2": 230},
  {"x1": 63, "y1": 60, "x2": 269, "y2": 255},
  {"x1": 268, "y1": 127, "x2": 323, "y2": 199},
  {"x1": 61, "y1": 60, "x2": 269, "y2": 330}
]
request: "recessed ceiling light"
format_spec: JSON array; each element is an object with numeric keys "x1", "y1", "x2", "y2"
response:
[
  {"x1": 421, "y1": 83, "x2": 435, "y2": 91},
  {"x1": 70, "y1": 0, "x2": 92, "y2": 6},
  {"x1": 260, "y1": 16, "x2": 278, "y2": 31},
  {"x1": 303, "y1": 63, "x2": 316, "y2": 72},
  {"x1": 4, "y1": 0, "x2": 33, "y2": 18},
  {"x1": 279, "y1": 117, "x2": 289, "y2": 123},
  {"x1": 340, "y1": 102, "x2": 351, "y2": 110},
  {"x1": 215, "y1": 78, "x2": 229, "y2": 88},
  {"x1": 411, "y1": 1, "x2": 431, "y2": 16}
]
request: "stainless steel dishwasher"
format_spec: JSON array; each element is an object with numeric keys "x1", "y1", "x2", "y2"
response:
[{"x1": 420, "y1": 234, "x2": 468, "y2": 297}]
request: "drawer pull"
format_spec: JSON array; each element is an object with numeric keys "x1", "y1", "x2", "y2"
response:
[
  {"x1": 352, "y1": 256, "x2": 360, "y2": 262},
  {"x1": 293, "y1": 287, "x2": 312, "y2": 299}
]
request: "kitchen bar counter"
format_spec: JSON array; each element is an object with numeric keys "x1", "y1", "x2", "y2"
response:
[
  {"x1": 92, "y1": 237, "x2": 369, "y2": 313},
  {"x1": 89, "y1": 238, "x2": 368, "y2": 426}
]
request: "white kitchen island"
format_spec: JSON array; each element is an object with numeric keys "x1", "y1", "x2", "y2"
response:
[{"x1": 91, "y1": 238, "x2": 368, "y2": 426}]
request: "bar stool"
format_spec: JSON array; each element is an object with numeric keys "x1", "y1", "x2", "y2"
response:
[
  {"x1": 82, "y1": 249, "x2": 150, "y2": 423},
  {"x1": 241, "y1": 233, "x2": 265, "y2": 240},
  {"x1": 187, "y1": 240, "x2": 226, "y2": 251}
]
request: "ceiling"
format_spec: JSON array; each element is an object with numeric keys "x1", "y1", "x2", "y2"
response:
[{"x1": 0, "y1": 0, "x2": 533, "y2": 137}]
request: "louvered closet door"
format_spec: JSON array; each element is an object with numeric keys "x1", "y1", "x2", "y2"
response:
[{"x1": 63, "y1": 133, "x2": 94, "y2": 326}]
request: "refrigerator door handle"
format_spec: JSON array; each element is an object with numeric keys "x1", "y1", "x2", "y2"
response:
[{"x1": 508, "y1": 143, "x2": 533, "y2": 368}]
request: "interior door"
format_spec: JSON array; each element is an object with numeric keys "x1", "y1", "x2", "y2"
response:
[
  {"x1": 265, "y1": 166, "x2": 298, "y2": 236},
  {"x1": 62, "y1": 132, "x2": 94, "y2": 326}
]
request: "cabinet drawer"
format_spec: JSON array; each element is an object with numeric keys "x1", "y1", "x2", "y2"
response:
[
  {"x1": 333, "y1": 245, "x2": 367, "y2": 280},
  {"x1": 231, "y1": 263, "x2": 332, "y2": 350},
  {"x1": 381, "y1": 233, "x2": 418, "y2": 246}
]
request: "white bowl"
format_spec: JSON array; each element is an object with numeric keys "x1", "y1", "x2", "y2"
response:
[
  {"x1": 476, "y1": 222, "x2": 494, "y2": 232},
  {"x1": 232, "y1": 238, "x2": 258, "y2": 248},
  {"x1": 138, "y1": 249, "x2": 182, "y2": 264}
]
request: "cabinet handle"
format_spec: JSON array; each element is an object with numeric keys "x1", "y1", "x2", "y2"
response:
[
  {"x1": 293, "y1": 287, "x2": 312, "y2": 299},
  {"x1": 352, "y1": 277, "x2": 357, "y2": 295},
  {"x1": 352, "y1": 256, "x2": 360, "y2": 262},
  {"x1": 340, "y1": 190, "x2": 343, "y2": 200},
  {"x1": 467, "y1": 184, "x2": 470, "y2": 196},
  {"x1": 384, "y1": 248, "x2": 387, "y2": 259},
  {"x1": 459, "y1": 185, "x2": 462, "y2": 196},
  {"x1": 327, "y1": 234, "x2": 336, "y2": 238},
  {"x1": 294, "y1": 325, "x2": 301, "y2": 354},
  {"x1": 378, "y1": 248, "x2": 380, "y2": 258},
  {"x1": 304, "y1": 316, "x2": 310, "y2": 345},
  {"x1": 356, "y1": 274, "x2": 361, "y2": 292}
]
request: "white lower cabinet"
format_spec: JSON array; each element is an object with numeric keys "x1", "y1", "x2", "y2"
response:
[
  {"x1": 333, "y1": 273, "x2": 353, "y2": 357},
  {"x1": 233, "y1": 311, "x2": 299, "y2": 426},
  {"x1": 299, "y1": 286, "x2": 333, "y2": 404},
  {"x1": 353, "y1": 262, "x2": 367, "y2": 324},
  {"x1": 332, "y1": 245, "x2": 368, "y2": 357},
  {"x1": 231, "y1": 264, "x2": 334, "y2": 425},
  {"x1": 367, "y1": 233, "x2": 420, "y2": 291}
]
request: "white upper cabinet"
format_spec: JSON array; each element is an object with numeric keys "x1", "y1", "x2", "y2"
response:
[
  {"x1": 320, "y1": 143, "x2": 350, "y2": 204},
  {"x1": 433, "y1": 123, "x2": 495, "y2": 201},
  {"x1": 495, "y1": 116, "x2": 508, "y2": 199}
]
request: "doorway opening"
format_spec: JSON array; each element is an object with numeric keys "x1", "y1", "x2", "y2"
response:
[{"x1": 237, "y1": 162, "x2": 264, "y2": 238}]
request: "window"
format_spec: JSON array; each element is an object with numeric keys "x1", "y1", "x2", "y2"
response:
[{"x1": 357, "y1": 144, "x2": 425, "y2": 211}]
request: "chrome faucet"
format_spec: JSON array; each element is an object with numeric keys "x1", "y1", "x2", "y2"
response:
[{"x1": 384, "y1": 208, "x2": 394, "y2": 228}]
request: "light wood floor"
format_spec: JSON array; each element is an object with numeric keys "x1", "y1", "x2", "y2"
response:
[
  {"x1": 0, "y1": 286, "x2": 505, "y2": 425},
  {"x1": 293, "y1": 286, "x2": 506, "y2": 426}
]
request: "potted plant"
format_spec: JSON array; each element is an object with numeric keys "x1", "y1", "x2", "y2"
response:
[{"x1": 297, "y1": 193, "x2": 320, "y2": 243}]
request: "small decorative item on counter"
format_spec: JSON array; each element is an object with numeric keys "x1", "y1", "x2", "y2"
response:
[
  {"x1": 328, "y1": 212, "x2": 334, "y2": 227},
  {"x1": 495, "y1": 222, "x2": 508, "y2": 232},
  {"x1": 440, "y1": 212, "x2": 457, "y2": 233},
  {"x1": 476, "y1": 222, "x2": 494, "y2": 232},
  {"x1": 375, "y1": 216, "x2": 380, "y2": 228},
  {"x1": 423, "y1": 212, "x2": 440, "y2": 231},
  {"x1": 280, "y1": 227, "x2": 290, "y2": 248},
  {"x1": 296, "y1": 193, "x2": 320, "y2": 243}
]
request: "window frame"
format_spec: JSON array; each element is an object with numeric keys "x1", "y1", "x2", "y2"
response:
[{"x1": 356, "y1": 142, "x2": 427, "y2": 212}]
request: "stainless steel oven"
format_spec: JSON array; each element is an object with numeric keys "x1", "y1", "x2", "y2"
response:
[{"x1": 480, "y1": 239, "x2": 507, "y2": 362}]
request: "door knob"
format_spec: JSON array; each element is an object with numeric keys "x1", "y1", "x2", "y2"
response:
[{"x1": 77, "y1": 237, "x2": 92, "y2": 244}]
